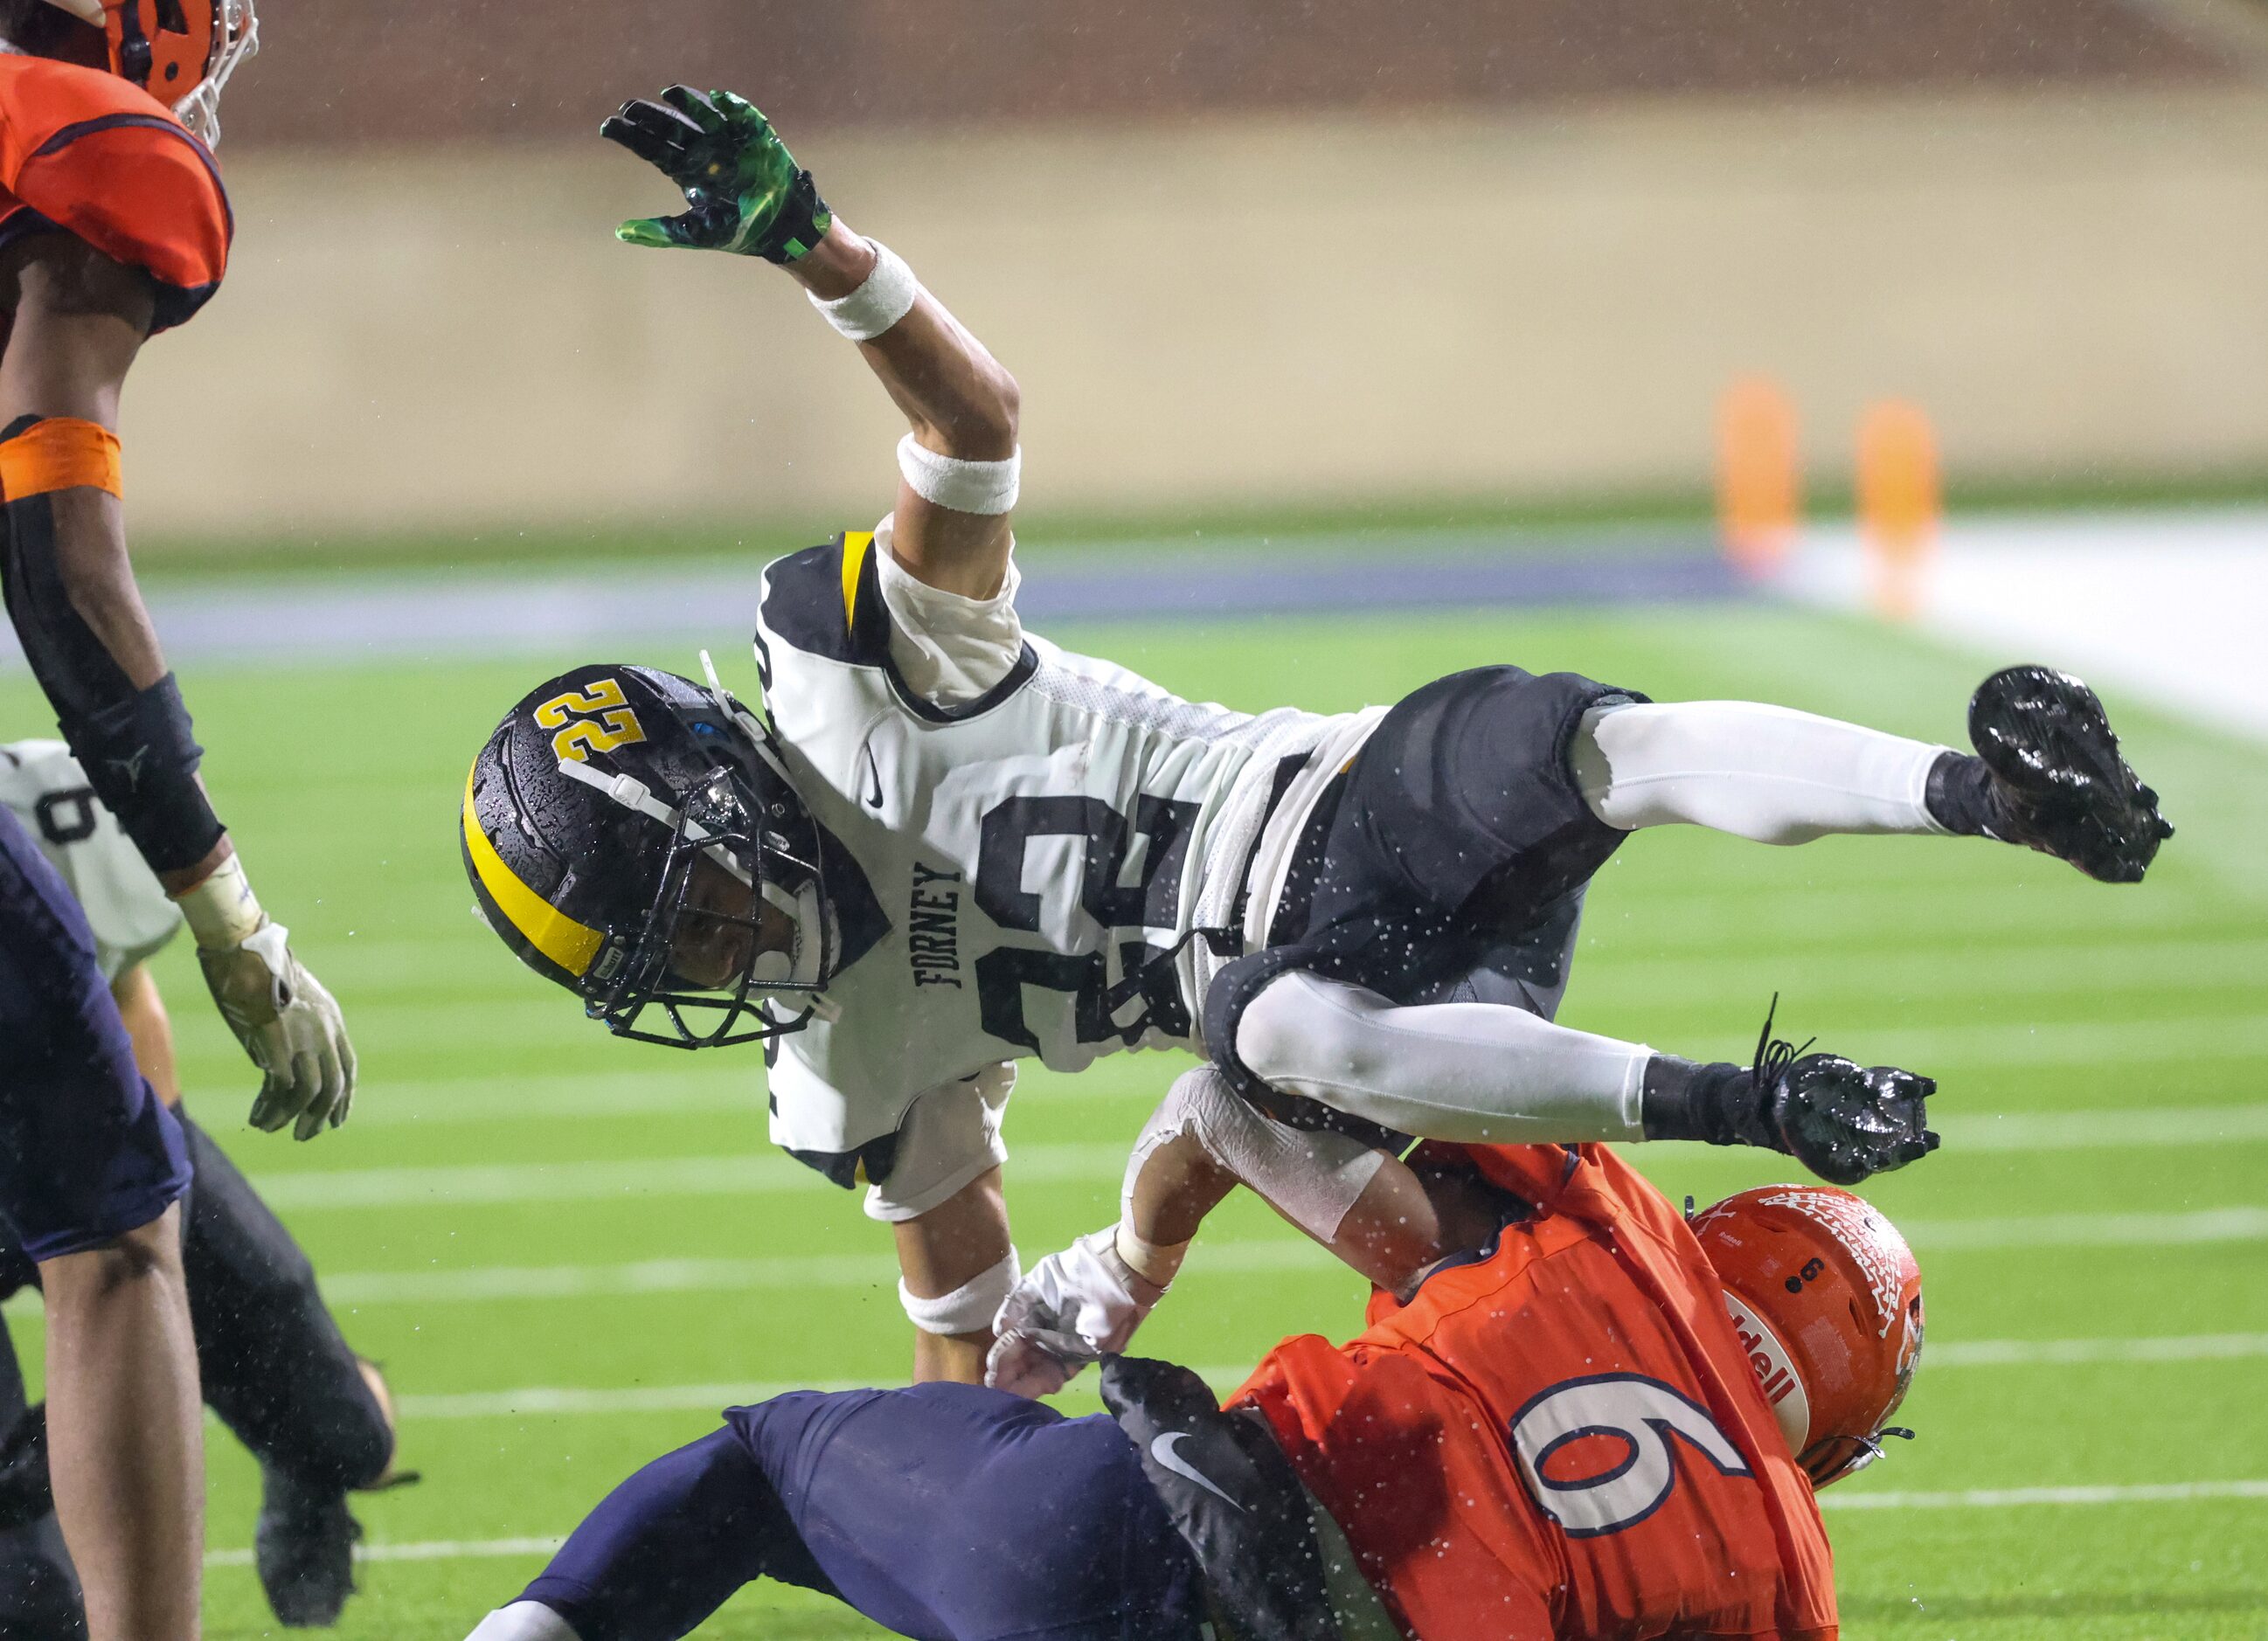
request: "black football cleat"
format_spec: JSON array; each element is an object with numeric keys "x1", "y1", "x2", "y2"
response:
[
  {"x1": 1961, "y1": 665, "x2": 2172, "y2": 883},
  {"x1": 254, "y1": 1464, "x2": 360, "y2": 1628}
]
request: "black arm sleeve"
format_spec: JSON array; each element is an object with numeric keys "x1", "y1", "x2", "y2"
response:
[{"x1": 0, "y1": 442, "x2": 224, "y2": 876}]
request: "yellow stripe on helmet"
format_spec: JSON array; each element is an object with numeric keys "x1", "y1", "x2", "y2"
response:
[{"x1": 461, "y1": 770, "x2": 604, "y2": 978}]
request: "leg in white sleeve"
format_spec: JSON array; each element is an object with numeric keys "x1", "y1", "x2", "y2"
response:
[{"x1": 1570, "y1": 700, "x2": 1952, "y2": 843}]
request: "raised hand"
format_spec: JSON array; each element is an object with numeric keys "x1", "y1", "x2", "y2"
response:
[{"x1": 600, "y1": 86, "x2": 832, "y2": 260}]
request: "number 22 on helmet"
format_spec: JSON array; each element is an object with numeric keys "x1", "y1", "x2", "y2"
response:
[
  {"x1": 461, "y1": 661, "x2": 841, "y2": 1049},
  {"x1": 37, "y1": 0, "x2": 258, "y2": 145}
]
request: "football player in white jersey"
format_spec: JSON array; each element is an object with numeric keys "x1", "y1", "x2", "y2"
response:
[
  {"x1": 461, "y1": 87, "x2": 2172, "y2": 1385},
  {"x1": 0, "y1": 741, "x2": 405, "y2": 1629}
]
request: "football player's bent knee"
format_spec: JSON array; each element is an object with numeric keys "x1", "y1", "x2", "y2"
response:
[
  {"x1": 899, "y1": 1247, "x2": 1022, "y2": 1337},
  {"x1": 1233, "y1": 971, "x2": 1399, "y2": 1101}
]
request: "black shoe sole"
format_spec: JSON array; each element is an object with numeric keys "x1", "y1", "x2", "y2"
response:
[{"x1": 1967, "y1": 665, "x2": 2170, "y2": 883}]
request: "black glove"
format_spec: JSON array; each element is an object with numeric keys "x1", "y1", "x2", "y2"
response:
[{"x1": 1643, "y1": 998, "x2": 1940, "y2": 1186}]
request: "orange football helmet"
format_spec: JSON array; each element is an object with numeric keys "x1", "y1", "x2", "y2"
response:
[
  {"x1": 1690, "y1": 1183, "x2": 1925, "y2": 1488},
  {"x1": 38, "y1": 0, "x2": 257, "y2": 145}
]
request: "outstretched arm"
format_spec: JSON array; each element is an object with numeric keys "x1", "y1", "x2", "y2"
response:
[
  {"x1": 603, "y1": 87, "x2": 1019, "y2": 599},
  {"x1": 1224, "y1": 967, "x2": 1938, "y2": 1187},
  {"x1": 0, "y1": 234, "x2": 354, "y2": 1139}
]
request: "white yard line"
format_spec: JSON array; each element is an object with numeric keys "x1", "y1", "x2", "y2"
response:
[
  {"x1": 348, "y1": 1209, "x2": 2263, "y2": 1303},
  {"x1": 201, "y1": 1478, "x2": 2268, "y2": 1567},
  {"x1": 1911, "y1": 1207, "x2": 2268, "y2": 1250},
  {"x1": 295, "y1": 1202, "x2": 2268, "y2": 1311},
  {"x1": 6, "y1": 1208, "x2": 2258, "y2": 1330},
  {"x1": 248, "y1": 1141, "x2": 1135, "y2": 1210},
  {"x1": 247, "y1": 1100, "x2": 2268, "y2": 1212},
  {"x1": 1822, "y1": 1479, "x2": 2268, "y2": 1512},
  {"x1": 318, "y1": 1240, "x2": 1329, "y2": 1306},
  {"x1": 1925, "y1": 1333, "x2": 2268, "y2": 1368},
  {"x1": 385, "y1": 1333, "x2": 2268, "y2": 1423},
  {"x1": 206, "y1": 1535, "x2": 566, "y2": 1568},
  {"x1": 1933, "y1": 1104, "x2": 2268, "y2": 1151}
]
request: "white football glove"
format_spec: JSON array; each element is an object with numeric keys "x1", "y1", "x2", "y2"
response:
[
  {"x1": 985, "y1": 1225, "x2": 1163, "y2": 1398},
  {"x1": 197, "y1": 918, "x2": 356, "y2": 1140},
  {"x1": 177, "y1": 855, "x2": 357, "y2": 1140}
]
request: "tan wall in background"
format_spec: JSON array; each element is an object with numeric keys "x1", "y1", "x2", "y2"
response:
[{"x1": 132, "y1": 86, "x2": 2268, "y2": 544}]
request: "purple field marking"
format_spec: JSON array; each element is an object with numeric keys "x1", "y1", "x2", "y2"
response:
[{"x1": 0, "y1": 535, "x2": 1743, "y2": 671}]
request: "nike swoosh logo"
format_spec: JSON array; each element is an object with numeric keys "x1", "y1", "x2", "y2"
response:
[
  {"x1": 861, "y1": 745, "x2": 884, "y2": 809},
  {"x1": 1151, "y1": 1431, "x2": 1243, "y2": 1512}
]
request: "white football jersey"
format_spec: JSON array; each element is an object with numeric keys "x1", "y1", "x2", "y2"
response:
[
  {"x1": 753, "y1": 530, "x2": 1383, "y2": 1200},
  {"x1": 0, "y1": 738, "x2": 182, "y2": 982}
]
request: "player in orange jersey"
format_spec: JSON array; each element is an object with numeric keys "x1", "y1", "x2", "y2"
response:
[
  {"x1": 458, "y1": 1062, "x2": 1916, "y2": 1641},
  {"x1": 0, "y1": 3, "x2": 354, "y2": 1636},
  {"x1": 988, "y1": 1062, "x2": 1926, "y2": 1639}
]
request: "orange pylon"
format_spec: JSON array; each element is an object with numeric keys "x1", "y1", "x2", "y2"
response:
[
  {"x1": 1857, "y1": 399, "x2": 1940, "y2": 621},
  {"x1": 1716, "y1": 377, "x2": 1801, "y2": 574}
]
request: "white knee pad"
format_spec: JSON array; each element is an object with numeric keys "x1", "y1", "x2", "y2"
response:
[
  {"x1": 899, "y1": 1247, "x2": 1022, "y2": 1336},
  {"x1": 466, "y1": 1602, "x2": 582, "y2": 1641}
]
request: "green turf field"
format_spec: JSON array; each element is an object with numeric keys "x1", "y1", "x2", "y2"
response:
[{"x1": 4, "y1": 594, "x2": 2265, "y2": 1638}]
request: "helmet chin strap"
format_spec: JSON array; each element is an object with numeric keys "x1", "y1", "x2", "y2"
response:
[
  {"x1": 697, "y1": 648, "x2": 802, "y2": 790},
  {"x1": 554, "y1": 758, "x2": 753, "y2": 887}
]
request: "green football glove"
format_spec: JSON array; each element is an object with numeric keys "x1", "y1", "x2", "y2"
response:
[{"x1": 600, "y1": 86, "x2": 832, "y2": 261}]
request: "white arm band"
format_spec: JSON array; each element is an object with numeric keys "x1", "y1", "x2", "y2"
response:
[
  {"x1": 898, "y1": 434, "x2": 1020, "y2": 516},
  {"x1": 1126, "y1": 1065, "x2": 1385, "y2": 1245},
  {"x1": 808, "y1": 240, "x2": 920, "y2": 341},
  {"x1": 899, "y1": 1246, "x2": 1023, "y2": 1337}
]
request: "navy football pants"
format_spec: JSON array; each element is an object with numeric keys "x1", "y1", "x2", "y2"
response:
[
  {"x1": 519, "y1": 1381, "x2": 1207, "y2": 1641},
  {"x1": 0, "y1": 805, "x2": 189, "y2": 1264}
]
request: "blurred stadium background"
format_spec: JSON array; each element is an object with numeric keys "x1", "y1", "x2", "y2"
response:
[{"x1": 7, "y1": 1, "x2": 2268, "y2": 1634}]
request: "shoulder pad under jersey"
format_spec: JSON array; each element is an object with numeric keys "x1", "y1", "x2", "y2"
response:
[{"x1": 0, "y1": 55, "x2": 232, "y2": 332}]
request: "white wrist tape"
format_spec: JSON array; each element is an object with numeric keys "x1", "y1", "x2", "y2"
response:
[
  {"x1": 899, "y1": 1247, "x2": 1022, "y2": 1336},
  {"x1": 1113, "y1": 1222, "x2": 1189, "y2": 1288},
  {"x1": 171, "y1": 852, "x2": 264, "y2": 952},
  {"x1": 898, "y1": 433, "x2": 1020, "y2": 516},
  {"x1": 1127, "y1": 1066, "x2": 1385, "y2": 1244},
  {"x1": 808, "y1": 241, "x2": 919, "y2": 342}
]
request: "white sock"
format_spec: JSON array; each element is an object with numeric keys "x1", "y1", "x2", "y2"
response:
[
  {"x1": 1571, "y1": 701, "x2": 1952, "y2": 844},
  {"x1": 465, "y1": 1602, "x2": 583, "y2": 1641},
  {"x1": 1235, "y1": 972, "x2": 1649, "y2": 1145}
]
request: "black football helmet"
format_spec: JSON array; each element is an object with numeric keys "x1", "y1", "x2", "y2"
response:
[{"x1": 461, "y1": 660, "x2": 836, "y2": 1048}]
